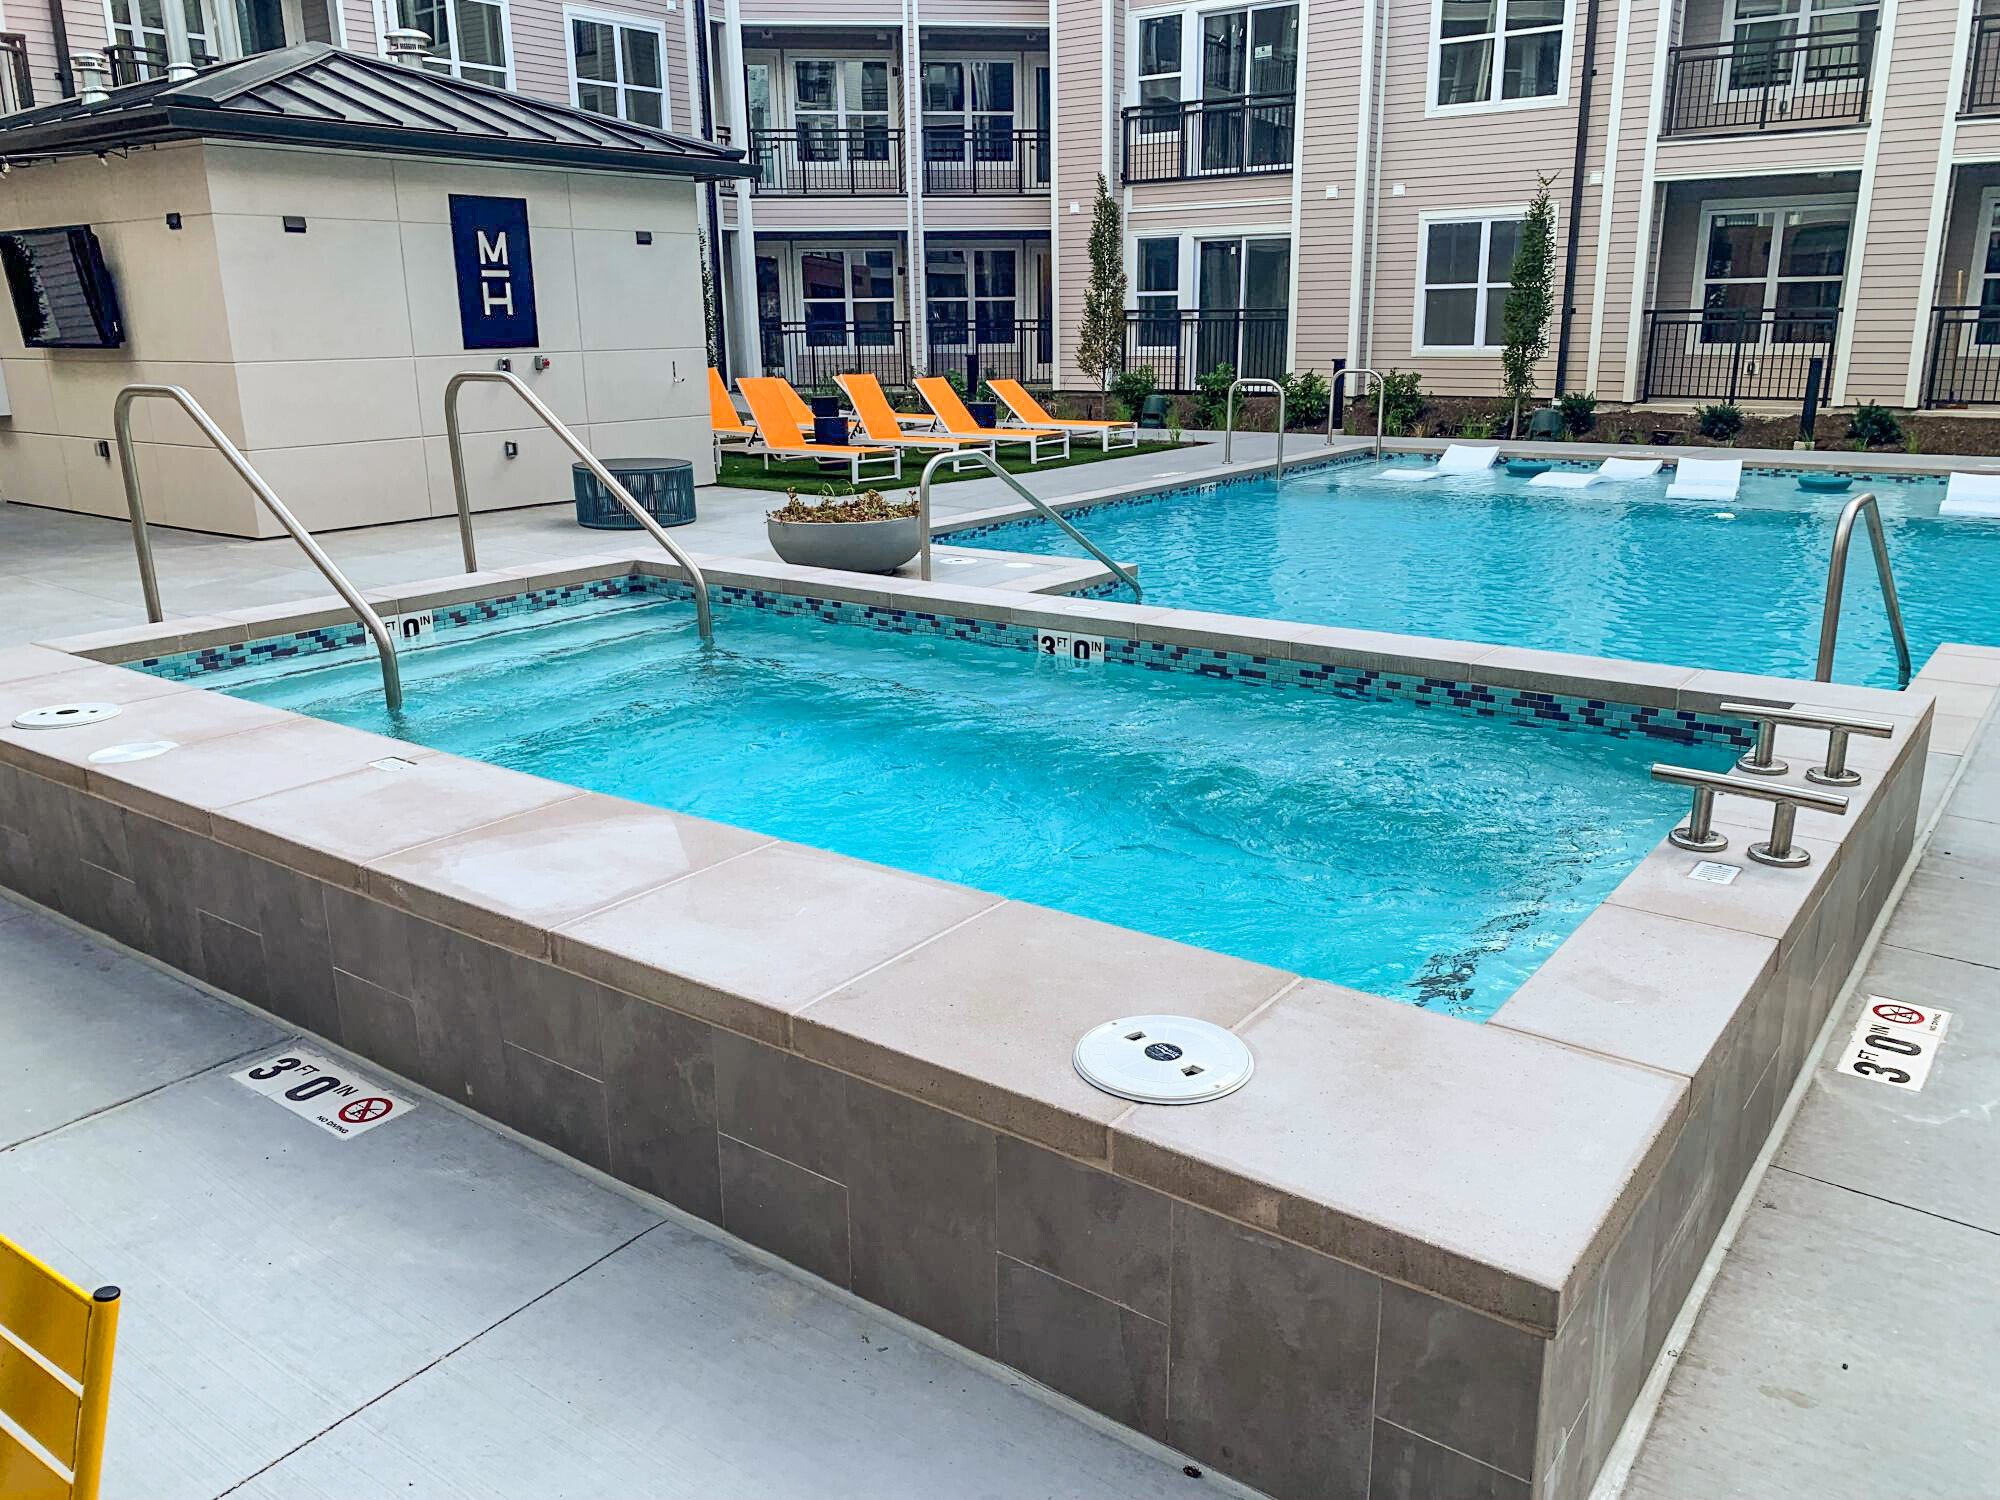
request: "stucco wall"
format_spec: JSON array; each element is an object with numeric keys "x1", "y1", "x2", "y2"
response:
[{"x1": 0, "y1": 141, "x2": 710, "y2": 538}]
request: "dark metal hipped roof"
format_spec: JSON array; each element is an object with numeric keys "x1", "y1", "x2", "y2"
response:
[{"x1": 0, "y1": 44, "x2": 753, "y2": 180}]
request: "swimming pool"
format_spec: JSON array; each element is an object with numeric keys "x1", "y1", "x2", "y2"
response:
[
  {"x1": 952, "y1": 460, "x2": 2000, "y2": 688},
  {"x1": 205, "y1": 589, "x2": 1732, "y2": 1021}
]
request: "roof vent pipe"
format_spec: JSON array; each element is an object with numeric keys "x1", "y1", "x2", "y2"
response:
[
  {"x1": 72, "y1": 52, "x2": 110, "y2": 103},
  {"x1": 165, "y1": 58, "x2": 198, "y2": 82},
  {"x1": 384, "y1": 28, "x2": 432, "y2": 66}
]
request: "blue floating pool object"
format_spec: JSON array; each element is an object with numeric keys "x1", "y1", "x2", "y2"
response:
[
  {"x1": 1505, "y1": 460, "x2": 1551, "y2": 478},
  {"x1": 1798, "y1": 473, "x2": 1853, "y2": 493}
]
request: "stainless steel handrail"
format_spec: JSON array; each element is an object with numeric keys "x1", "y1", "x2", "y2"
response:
[
  {"x1": 1817, "y1": 491, "x2": 1911, "y2": 689},
  {"x1": 916, "y1": 449, "x2": 1142, "y2": 602},
  {"x1": 1651, "y1": 762, "x2": 1849, "y2": 868},
  {"x1": 1223, "y1": 377, "x2": 1286, "y2": 479},
  {"x1": 443, "y1": 370, "x2": 714, "y2": 645},
  {"x1": 1328, "y1": 366, "x2": 1385, "y2": 462},
  {"x1": 1721, "y1": 700, "x2": 1896, "y2": 787},
  {"x1": 113, "y1": 383, "x2": 404, "y2": 712}
]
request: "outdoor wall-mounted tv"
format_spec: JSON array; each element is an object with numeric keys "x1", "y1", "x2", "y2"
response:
[{"x1": 0, "y1": 225, "x2": 124, "y2": 349}]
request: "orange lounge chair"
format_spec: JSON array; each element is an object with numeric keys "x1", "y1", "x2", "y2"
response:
[
  {"x1": 989, "y1": 378, "x2": 1138, "y2": 452},
  {"x1": 737, "y1": 376, "x2": 902, "y2": 484},
  {"x1": 914, "y1": 376, "x2": 1071, "y2": 464},
  {"x1": 836, "y1": 373, "x2": 995, "y2": 463},
  {"x1": 708, "y1": 369, "x2": 754, "y2": 451}
]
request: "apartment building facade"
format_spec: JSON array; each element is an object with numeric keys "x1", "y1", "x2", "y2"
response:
[{"x1": 4, "y1": 0, "x2": 2000, "y2": 409}]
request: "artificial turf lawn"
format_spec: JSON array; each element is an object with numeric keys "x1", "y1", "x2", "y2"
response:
[{"x1": 718, "y1": 439, "x2": 1189, "y2": 495}]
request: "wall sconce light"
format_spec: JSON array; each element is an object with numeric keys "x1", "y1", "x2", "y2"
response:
[{"x1": 503, "y1": 441, "x2": 519, "y2": 459}]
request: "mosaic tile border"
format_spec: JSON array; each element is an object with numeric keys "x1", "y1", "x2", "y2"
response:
[{"x1": 134, "y1": 569, "x2": 1754, "y2": 750}]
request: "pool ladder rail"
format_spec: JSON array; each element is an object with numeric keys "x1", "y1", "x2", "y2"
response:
[
  {"x1": 915, "y1": 449, "x2": 1142, "y2": 602},
  {"x1": 1815, "y1": 490, "x2": 1911, "y2": 689},
  {"x1": 1326, "y1": 367, "x2": 1386, "y2": 463},
  {"x1": 1222, "y1": 377, "x2": 1287, "y2": 482},
  {"x1": 1652, "y1": 703, "x2": 1892, "y2": 868},
  {"x1": 113, "y1": 383, "x2": 406, "y2": 712}
]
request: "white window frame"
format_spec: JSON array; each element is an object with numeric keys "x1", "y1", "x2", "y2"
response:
[
  {"x1": 376, "y1": 0, "x2": 516, "y2": 90},
  {"x1": 1685, "y1": 192, "x2": 1854, "y2": 352},
  {"x1": 1125, "y1": 0, "x2": 1301, "y2": 104},
  {"x1": 924, "y1": 244, "x2": 1022, "y2": 347},
  {"x1": 920, "y1": 56, "x2": 1021, "y2": 165},
  {"x1": 1714, "y1": 0, "x2": 1878, "y2": 101},
  {"x1": 1963, "y1": 185, "x2": 2000, "y2": 352},
  {"x1": 1424, "y1": 0, "x2": 1573, "y2": 119},
  {"x1": 795, "y1": 242, "x2": 903, "y2": 349},
  {"x1": 1412, "y1": 207, "x2": 1537, "y2": 356},
  {"x1": 104, "y1": 0, "x2": 222, "y2": 69},
  {"x1": 563, "y1": 5, "x2": 670, "y2": 128}
]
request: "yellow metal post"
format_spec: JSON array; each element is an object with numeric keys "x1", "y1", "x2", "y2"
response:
[
  {"x1": 0, "y1": 1233, "x2": 119, "y2": 1500},
  {"x1": 68, "y1": 1288, "x2": 120, "y2": 1500}
]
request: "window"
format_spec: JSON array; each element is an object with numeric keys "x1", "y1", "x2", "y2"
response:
[
  {"x1": 800, "y1": 248, "x2": 898, "y2": 348},
  {"x1": 1199, "y1": 4, "x2": 1298, "y2": 168},
  {"x1": 1135, "y1": 236, "x2": 1180, "y2": 346},
  {"x1": 568, "y1": 11, "x2": 665, "y2": 127},
  {"x1": 1434, "y1": 0, "x2": 1565, "y2": 109},
  {"x1": 1697, "y1": 203, "x2": 1849, "y2": 344},
  {"x1": 1195, "y1": 235, "x2": 1289, "y2": 376},
  {"x1": 1973, "y1": 190, "x2": 2000, "y2": 346},
  {"x1": 1418, "y1": 215, "x2": 1521, "y2": 349},
  {"x1": 922, "y1": 60, "x2": 1015, "y2": 163},
  {"x1": 390, "y1": 0, "x2": 509, "y2": 87},
  {"x1": 794, "y1": 59, "x2": 892, "y2": 164},
  {"x1": 926, "y1": 248, "x2": 1017, "y2": 346},
  {"x1": 1136, "y1": 14, "x2": 1182, "y2": 129},
  {"x1": 105, "y1": 0, "x2": 218, "y2": 73},
  {"x1": 1724, "y1": 0, "x2": 1876, "y2": 92}
]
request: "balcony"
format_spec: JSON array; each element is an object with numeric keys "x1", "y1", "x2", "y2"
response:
[
  {"x1": 1660, "y1": 25, "x2": 1874, "y2": 138},
  {"x1": 1964, "y1": 15, "x2": 2000, "y2": 116},
  {"x1": 919, "y1": 127, "x2": 1049, "y2": 195},
  {"x1": 1119, "y1": 95, "x2": 1294, "y2": 185},
  {"x1": 0, "y1": 33, "x2": 33, "y2": 114},
  {"x1": 1118, "y1": 308, "x2": 1288, "y2": 390},
  {"x1": 751, "y1": 128, "x2": 904, "y2": 196},
  {"x1": 102, "y1": 42, "x2": 218, "y2": 86},
  {"x1": 760, "y1": 318, "x2": 913, "y2": 390},
  {"x1": 1921, "y1": 305, "x2": 2000, "y2": 406},
  {"x1": 1638, "y1": 307, "x2": 1838, "y2": 405},
  {"x1": 926, "y1": 317, "x2": 1052, "y2": 386}
]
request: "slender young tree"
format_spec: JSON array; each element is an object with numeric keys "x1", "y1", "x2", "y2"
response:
[
  {"x1": 1076, "y1": 173, "x2": 1128, "y2": 391},
  {"x1": 1501, "y1": 173, "x2": 1558, "y2": 434}
]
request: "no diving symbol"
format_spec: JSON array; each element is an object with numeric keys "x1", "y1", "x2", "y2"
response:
[
  {"x1": 1872, "y1": 1003, "x2": 1926, "y2": 1027},
  {"x1": 338, "y1": 1097, "x2": 393, "y2": 1125}
]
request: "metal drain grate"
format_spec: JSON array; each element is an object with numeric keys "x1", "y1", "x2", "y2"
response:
[{"x1": 1072, "y1": 1016, "x2": 1254, "y2": 1105}]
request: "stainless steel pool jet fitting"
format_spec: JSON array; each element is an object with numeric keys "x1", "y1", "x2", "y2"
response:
[
  {"x1": 1651, "y1": 764, "x2": 1851, "y2": 868},
  {"x1": 1721, "y1": 702, "x2": 1897, "y2": 788}
]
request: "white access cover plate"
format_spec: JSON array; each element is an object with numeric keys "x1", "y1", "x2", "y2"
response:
[
  {"x1": 12, "y1": 701, "x2": 121, "y2": 730},
  {"x1": 1073, "y1": 1015, "x2": 1254, "y2": 1105}
]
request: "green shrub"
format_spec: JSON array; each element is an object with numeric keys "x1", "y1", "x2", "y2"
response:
[
  {"x1": 1694, "y1": 403, "x2": 1744, "y2": 443},
  {"x1": 1556, "y1": 391, "x2": 1598, "y2": 439},
  {"x1": 1378, "y1": 370, "x2": 1426, "y2": 435},
  {"x1": 1459, "y1": 413, "x2": 1498, "y2": 440},
  {"x1": 1189, "y1": 362, "x2": 1236, "y2": 428},
  {"x1": 1279, "y1": 369, "x2": 1330, "y2": 429},
  {"x1": 1847, "y1": 403, "x2": 1903, "y2": 448},
  {"x1": 1108, "y1": 366, "x2": 1157, "y2": 421}
]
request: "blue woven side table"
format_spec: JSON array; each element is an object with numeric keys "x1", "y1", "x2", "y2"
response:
[{"x1": 572, "y1": 458, "x2": 696, "y2": 529}]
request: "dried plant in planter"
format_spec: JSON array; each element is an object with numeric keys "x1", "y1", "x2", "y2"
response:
[{"x1": 766, "y1": 487, "x2": 921, "y2": 523}]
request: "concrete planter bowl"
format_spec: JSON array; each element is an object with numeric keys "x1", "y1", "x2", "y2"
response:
[{"x1": 766, "y1": 515, "x2": 922, "y2": 575}]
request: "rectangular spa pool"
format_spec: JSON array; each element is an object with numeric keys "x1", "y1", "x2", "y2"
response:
[
  {"x1": 952, "y1": 459, "x2": 2000, "y2": 688},
  {"x1": 179, "y1": 586, "x2": 1737, "y2": 1021}
]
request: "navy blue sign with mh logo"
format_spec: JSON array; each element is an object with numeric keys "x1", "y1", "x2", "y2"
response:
[{"x1": 449, "y1": 194, "x2": 538, "y2": 350}]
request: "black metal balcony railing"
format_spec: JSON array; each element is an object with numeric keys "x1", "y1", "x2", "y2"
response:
[
  {"x1": 1120, "y1": 94, "x2": 1295, "y2": 184},
  {"x1": 0, "y1": 33, "x2": 34, "y2": 114},
  {"x1": 1963, "y1": 15, "x2": 2000, "y2": 115},
  {"x1": 101, "y1": 42, "x2": 218, "y2": 87},
  {"x1": 1118, "y1": 308, "x2": 1288, "y2": 391},
  {"x1": 1921, "y1": 305, "x2": 2000, "y2": 406},
  {"x1": 1660, "y1": 23, "x2": 1874, "y2": 137},
  {"x1": 1639, "y1": 308, "x2": 1839, "y2": 405},
  {"x1": 920, "y1": 127, "x2": 1049, "y2": 194},
  {"x1": 926, "y1": 317, "x2": 1052, "y2": 387},
  {"x1": 751, "y1": 127, "x2": 904, "y2": 196},
  {"x1": 760, "y1": 318, "x2": 912, "y2": 392}
]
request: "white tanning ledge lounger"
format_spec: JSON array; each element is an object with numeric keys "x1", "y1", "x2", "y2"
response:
[
  {"x1": 1528, "y1": 457, "x2": 1665, "y2": 489},
  {"x1": 1383, "y1": 443, "x2": 1502, "y2": 482},
  {"x1": 1941, "y1": 470, "x2": 2000, "y2": 518},
  {"x1": 1664, "y1": 455, "x2": 1742, "y2": 501}
]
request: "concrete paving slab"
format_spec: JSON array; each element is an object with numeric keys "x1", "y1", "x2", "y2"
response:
[
  {"x1": 1776, "y1": 945, "x2": 2000, "y2": 1234},
  {"x1": 229, "y1": 1219, "x2": 1213, "y2": 1500},
  {"x1": 1624, "y1": 1169, "x2": 2000, "y2": 1500},
  {"x1": 0, "y1": 1049, "x2": 661, "y2": 1500},
  {"x1": 0, "y1": 903, "x2": 282, "y2": 1146}
]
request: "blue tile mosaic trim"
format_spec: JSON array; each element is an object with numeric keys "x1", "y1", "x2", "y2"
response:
[{"x1": 136, "y1": 567, "x2": 1752, "y2": 750}]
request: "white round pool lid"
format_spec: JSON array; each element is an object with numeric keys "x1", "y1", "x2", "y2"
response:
[
  {"x1": 1073, "y1": 1015, "x2": 1254, "y2": 1105},
  {"x1": 12, "y1": 702, "x2": 121, "y2": 730}
]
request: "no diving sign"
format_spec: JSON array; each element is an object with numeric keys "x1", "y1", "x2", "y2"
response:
[
  {"x1": 1834, "y1": 996, "x2": 1954, "y2": 1092},
  {"x1": 231, "y1": 1049, "x2": 416, "y2": 1139}
]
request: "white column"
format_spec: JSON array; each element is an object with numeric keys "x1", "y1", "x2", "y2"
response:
[
  {"x1": 905, "y1": 0, "x2": 928, "y2": 376},
  {"x1": 718, "y1": 0, "x2": 763, "y2": 376}
]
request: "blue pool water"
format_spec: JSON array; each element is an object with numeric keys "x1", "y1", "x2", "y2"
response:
[
  {"x1": 225, "y1": 597, "x2": 1728, "y2": 1020},
  {"x1": 955, "y1": 461, "x2": 2000, "y2": 688}
]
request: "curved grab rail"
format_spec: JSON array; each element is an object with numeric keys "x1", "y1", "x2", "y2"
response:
[
  {"x1": 916, "y1": 449, "x2": 1142, "y2": 603},
  {"x1": 444, "y1": 370, "x2": 713, "y2": 645},
  {"x1": 1817, "y1": 490, "x2": 1911, "y2": 689},
  {"x1": 1222, "y1": 377, "x2": 1287, "y2": 480},
  {"x1": 1328, "y1": 367, "x2": 1385, "y2": 462},
  {"x1": 114, "y1": 384, "x2": 404, "y2": 712}
]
